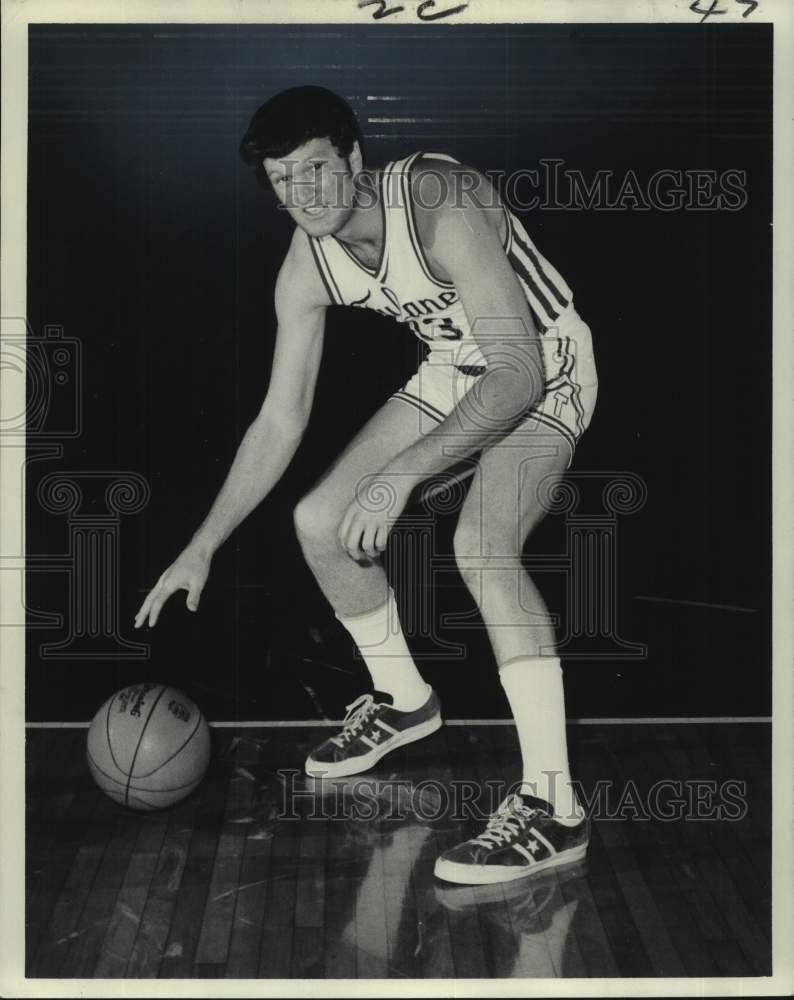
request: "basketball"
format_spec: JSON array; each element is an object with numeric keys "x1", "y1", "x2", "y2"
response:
[{"x1": 86, "y1": 683, "x2": 211, "y2": 811}]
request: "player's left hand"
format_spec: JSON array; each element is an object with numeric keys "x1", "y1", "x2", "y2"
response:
[{"x1": 338, "y1": 475, "x2": 413, "y2": 563}]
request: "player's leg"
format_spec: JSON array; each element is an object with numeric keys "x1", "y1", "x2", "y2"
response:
[
  {"x1": 296, "y1": 394, "x2": 443, "y2": 777},
  {"x1": 434, "y1": 418, "x2": 589, "y2": 883},
  {"x1": 293, "y1": 396, "x2": 423, "y2": 616},
  {"x1": 455, "y1": 418, "x2": 581, "y2": 801}
]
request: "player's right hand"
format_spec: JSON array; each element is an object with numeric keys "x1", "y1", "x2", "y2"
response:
[{"x1": 134, "y1": 546, "x2": 212, "y2": 628}]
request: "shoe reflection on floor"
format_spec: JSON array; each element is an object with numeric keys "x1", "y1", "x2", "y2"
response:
[
  {"x1": 435, "y1": 863, "x2": 587, "y2": 977},
  {"x1": 306, "y1": 773, "x2": 437, "y2": 977},
  {"x1": 304, "y1": 774, "x2": 589, "y2": 978}
]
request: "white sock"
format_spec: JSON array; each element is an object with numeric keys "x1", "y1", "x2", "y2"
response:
[
  {"x1": 499, "y1": 655, "x2": 584, "y2": 825},
  {"x1": 335, "y1": 589, "x2": 430, "y2": 712}
]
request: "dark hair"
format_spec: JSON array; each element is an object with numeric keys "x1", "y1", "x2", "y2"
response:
[{"x1": 239, "y1": 85, "x2": 364, "y2": 192}]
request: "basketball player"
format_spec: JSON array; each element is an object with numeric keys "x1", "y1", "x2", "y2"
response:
[{"x1": 135, "y1": 86, "x2": 598, "y2": 885}]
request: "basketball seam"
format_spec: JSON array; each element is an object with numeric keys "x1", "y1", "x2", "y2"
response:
[
  {"x1": 124, "y1": 684, "x2": 166, "y2": 808},
  {"x1": 88, "y1": 746, "x2": 203, "y2": 794},
  {"x1": 132, "y1": 710, "x2": 204, "y2": 779},
  {"x1": 106, "y1": 691, "x2": 123, "y2": 774},
  {"x1": 87, "y1": 746, "x2": 128, "y2": 787},
  {"x1": 127, "y1": 776, "x2": 203, "y2": 794},
  {"x1": 124, "y1": 792, "x2": 158, "y2": 811}
]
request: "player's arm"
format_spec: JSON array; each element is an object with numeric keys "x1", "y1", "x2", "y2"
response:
[
  {"x1": 337, "y1": 163, "x2": 544, "y2": 561},
  {"x1": 135, "y1": 230, "x2": 330, "y2": 627},
  {"x1": 186, "y1": 228, "x2": 330, "y2": 554},
  {"x1": 382, "y1": 161, "x2": 544, "y2": 484}
]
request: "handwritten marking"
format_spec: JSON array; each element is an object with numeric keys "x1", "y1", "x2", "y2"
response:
[
  {"x1": 359, "y1": 0, "x2": 469, "y2": 21},
  {"x1": 689, "y1": 0, "x2": 727, "y2": 20},
  {"x1": 359, "y1": 0, "x2": 405, "y2": 18},
  {"x1": 689, "y1": 0, "x2": 759, "y2": 19},
  {"x1": 417, "y1": 0, "x2": 470, "y2": 20}
]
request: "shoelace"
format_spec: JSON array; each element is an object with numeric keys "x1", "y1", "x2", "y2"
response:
[
  {"x1": 472, "y1": 795, "x2": 539, "y2": 849},
  {"x1": 329, "y1": 693, "x2": 379, "y2": 748}
]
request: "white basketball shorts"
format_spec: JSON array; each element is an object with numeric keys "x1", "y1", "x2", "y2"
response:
[{"x1": 390, "y1": 306, "x2": 598, "y2": 467}]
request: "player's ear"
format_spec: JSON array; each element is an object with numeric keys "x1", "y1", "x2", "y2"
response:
[{"x1": 349, "y1": 140, "x2": 363, "y2": 175}]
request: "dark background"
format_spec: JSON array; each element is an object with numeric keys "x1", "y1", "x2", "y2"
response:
[{"x1": 26, "y1": 23, "x2": 772, "y2": 721}]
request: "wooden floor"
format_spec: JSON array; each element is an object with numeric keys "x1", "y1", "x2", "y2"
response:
[{"x1": 25, "y1": 721, "x2": 771, "y2": 979}]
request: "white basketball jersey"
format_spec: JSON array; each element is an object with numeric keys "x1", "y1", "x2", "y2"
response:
[{"x1": 309, "y1": 151, "x2": 582, "y2": 374}]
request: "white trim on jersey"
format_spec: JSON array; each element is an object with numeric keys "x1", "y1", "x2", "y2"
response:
[
  {"x1": 309, "y1": 237, "x2": 345, "y2": 305},
  {"x1": 308, "y1": 159, "x2": 399, "y2": 304},
  {"x1": 333, "y1": 159, "x2": 393, "y2": 284},
  {"x1": 398, "y1": 151, "x2": 515, "y2": 291},
  {"x1": 398, "y1": 151, "x2": 455, "y2": 290}
]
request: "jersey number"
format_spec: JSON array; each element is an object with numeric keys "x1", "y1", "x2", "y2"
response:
[{"x1": 408, "y1": 316, "x2": 464, "y2": 342}]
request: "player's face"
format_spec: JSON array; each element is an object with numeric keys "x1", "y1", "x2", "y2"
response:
[{"x1": 264, "y1": 137, "x2": 361, "y2": 237}]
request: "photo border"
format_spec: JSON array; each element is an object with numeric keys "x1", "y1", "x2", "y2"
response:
[{"x1": 2, "y1": 1, "x2": 791, "y2": 996}]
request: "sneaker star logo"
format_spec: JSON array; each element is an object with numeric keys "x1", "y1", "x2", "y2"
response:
[
  {"x1": 526, "y1": 838, "x2": 541, "y2": 855},
  {"x1": 369, "y1": 729, "x2": 382, "y2": 743}
]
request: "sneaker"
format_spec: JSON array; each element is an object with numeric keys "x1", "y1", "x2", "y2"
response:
[
  {"x1": 304, "y1": 687, "x2": 442, "y2": 779},
  {"x1": 433, "y1": 793, "x2": 589, "y2": 885}
]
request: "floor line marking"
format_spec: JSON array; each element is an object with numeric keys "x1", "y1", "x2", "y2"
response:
[
  {"x1": 634, "y1": 594, "x2": 758, "y2": 613},
  {"x1": 24, "y1": 716, "x2": 772, "y2": 729}
]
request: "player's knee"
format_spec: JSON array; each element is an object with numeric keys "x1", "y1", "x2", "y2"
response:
[
  {"x1": 293, "y1": 491, "x2": 337, "y2": 548},
  {"x1": 452, "y1": 518, "x2": 480, "y2": 569},
  {"x1": 453, "y1": 519, "x2": 491, "y2": 587},
  {"x1": 453, "y1": 519, "x2": 518, "y2": 588}
]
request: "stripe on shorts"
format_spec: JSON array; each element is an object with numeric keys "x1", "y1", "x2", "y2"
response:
[
  {"x1": 522, "y1": 407, "x2": 578, "y2": 454},
  {"x1": 391, "y1": 389, "x2": 446, "y2": 424},
  {"x1": 545, "y1": 365, "x2": 587, "y2": 438}
]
